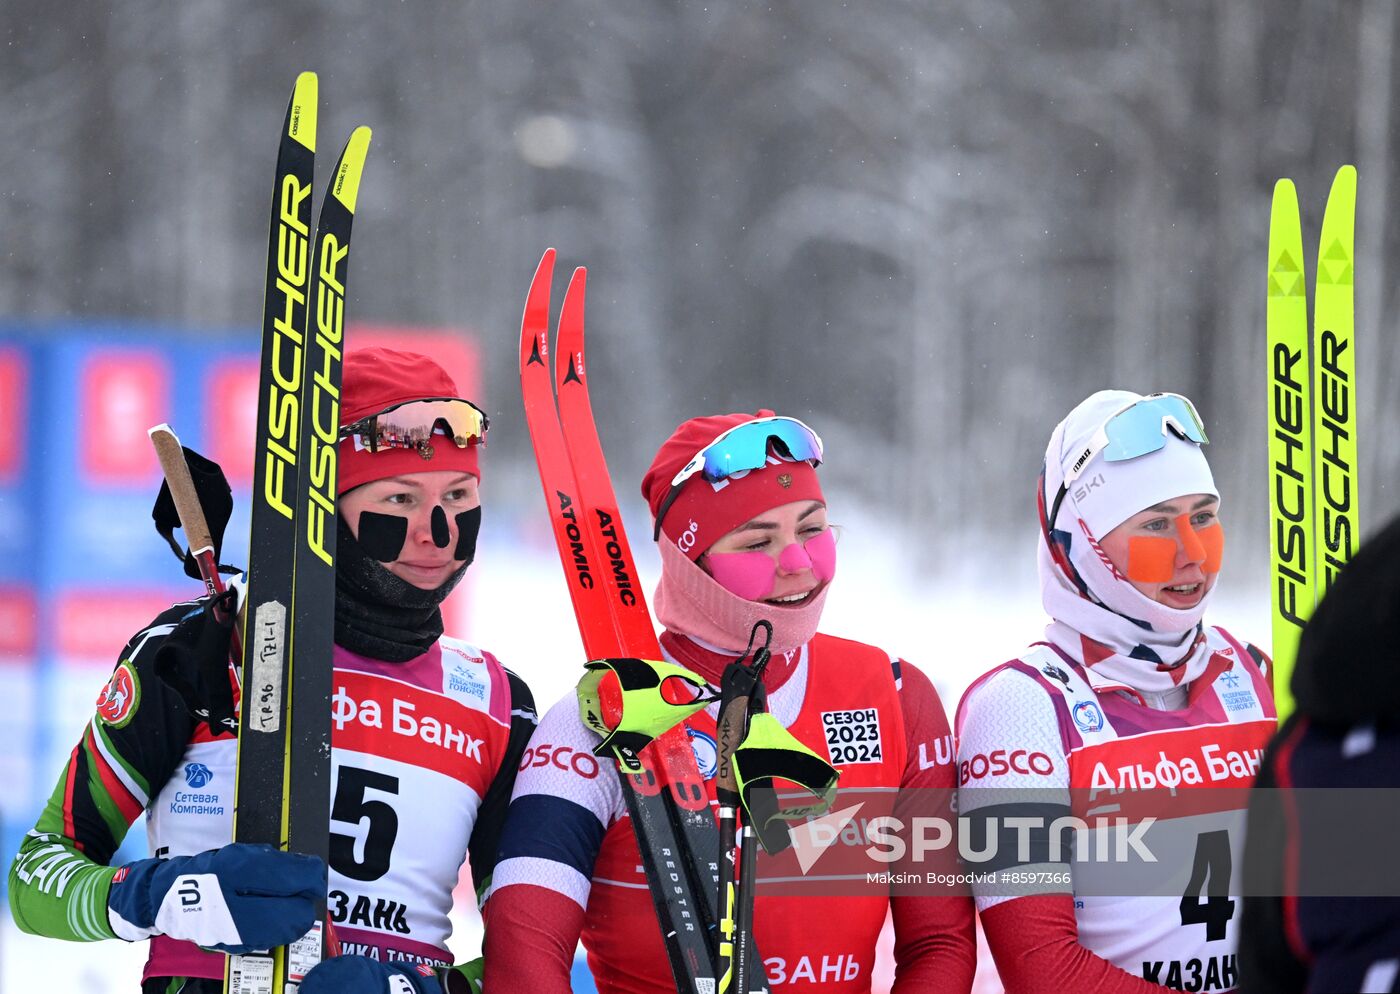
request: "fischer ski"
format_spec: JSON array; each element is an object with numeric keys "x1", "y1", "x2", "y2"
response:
[
  {"x1": 283, "y1": 123, "x2": 371, "y2": 984},
  {"x1": 1266, "y1": 165, "x2": 1359, "y2": 716},
  {"x1": 285, "y1": 123, "x2": 372, "y2": 870},
  {"x1": 228, "y1": 71, "x2": 372, "y2": 993},
  {"x1": 519, "y1": 249, "x2": 770, "y2": 992}
]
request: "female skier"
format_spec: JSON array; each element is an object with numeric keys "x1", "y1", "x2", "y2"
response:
[
  {"x1": 956, "y1": 389, "x2": 1276, "y2": 993},
  {"x1": 484, "y1": 410, "x2": 976, "y2": 993},
  {"x1": 8, "y1": 347, "x2": 535, "y2": 994}
]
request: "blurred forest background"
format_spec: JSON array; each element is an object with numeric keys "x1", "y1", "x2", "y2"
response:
[
  {"x1": 2, "y1": 0, "x2": 1397, "y2": 572},
  {"x1": 2, "y1": 2, "x2": 1397, "y2": 990}
]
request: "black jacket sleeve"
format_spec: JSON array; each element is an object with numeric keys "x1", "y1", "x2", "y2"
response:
[{"x1": 466, "y1": 667, "x2": 537, "y2": 903}]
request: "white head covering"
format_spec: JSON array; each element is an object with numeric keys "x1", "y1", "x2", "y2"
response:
[
  {"x1": 1038, "y1": 389, "x2": 1220, "y2": 693},
  {"x1": 1057, "y1": 390, "x2": 1218, "y2": 539}
]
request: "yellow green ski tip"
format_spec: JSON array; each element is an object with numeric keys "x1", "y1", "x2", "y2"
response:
[
  {"x1": 290, "y1": 71, "x2": 318, "y2": 152},
  {"x1": 1317, "y1": 165, "x2": 1356, "y2": 289},
  {"x1": 1268, "y1": 180, "x2": 1304, "y2": 300},
  {"x1": 332, "y1": 127, "x2": 372, "y2": 214}
]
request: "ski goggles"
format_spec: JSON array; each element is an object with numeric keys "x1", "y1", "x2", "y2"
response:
[
  {"x1": 653, "y1": 416, "x2": 824, "y2": 540},
  {"x1": 339, "y1": 397, "x2": 489, "y2": 454},
  {"x1": 1047, "y1": 393, "x2": 1208, "y2": 528}
]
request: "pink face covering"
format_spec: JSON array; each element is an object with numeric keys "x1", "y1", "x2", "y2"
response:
[
  {"x1": 654, "y1": 536, "x2": 833, "y2": 655},
  {"x1": 704, "y1": 529, "x2": 838, "y2": 600}
]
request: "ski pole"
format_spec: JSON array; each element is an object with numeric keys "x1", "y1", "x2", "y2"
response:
[
  {"x1": 715, "y1": 621, "x2": 773, "y2": 993},
  {"x1": 734, "y1": 822, "x2": 760, "y2": 986},
  {"x1": 732, "y1": 680, "x2": 768, "y2": 993},
  {"x1": 148, "y1": 423, "x2": 242, "y2": 663}
]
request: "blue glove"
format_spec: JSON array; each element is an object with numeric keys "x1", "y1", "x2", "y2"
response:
[
  {"x1": 301, "y1": 956, "x2": 445, "y2": 994},
  {"x1": 106, "y1": 843, "x2": 325, "y2": 954}
]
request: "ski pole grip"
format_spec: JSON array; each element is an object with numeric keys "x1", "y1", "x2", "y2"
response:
[
  {"x1": 714, "y1": 694, "x2": 750, "y2": 802},
  {"x1": 149, "y1": 424, "x2": 217, "y2": 557},
  {"x1": 149, "y1": 424, "x2": 240, "y2": 656}
]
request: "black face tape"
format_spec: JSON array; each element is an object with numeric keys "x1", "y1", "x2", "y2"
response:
[
  {"x1": 431, "y1": 505, "x2": 451, "y2": 549},
  {"x1": 357, "y1": 511, "x2": 410, "y2": 563},
  {"x1": 454, "y1": 506, "x2": 482, "y2": 563}
]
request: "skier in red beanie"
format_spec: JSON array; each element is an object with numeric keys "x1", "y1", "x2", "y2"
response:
[
  {"x1": 485, "y1": 411, "x2": 976, "y2": 992},
  {"x1": 10, "y1": 346, "x2": 536, "y2": 994}
]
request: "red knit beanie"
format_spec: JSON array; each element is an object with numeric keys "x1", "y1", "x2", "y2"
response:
[
  {"x1": 641, "y1": 410, "x2": 824, "y2": 561},
  {"x1": 337, "y1": 346, "x2": 482, "y2": 494}
]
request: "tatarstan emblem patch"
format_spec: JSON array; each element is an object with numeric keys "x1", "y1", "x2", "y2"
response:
[{"x1": 96, "y1": 660, "x2": 140, "y2": 728}]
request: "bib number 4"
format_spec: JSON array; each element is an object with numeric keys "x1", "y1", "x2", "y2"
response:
[{"x1": 1179, "y1": 830, "x2": 1236, "y2": 941}]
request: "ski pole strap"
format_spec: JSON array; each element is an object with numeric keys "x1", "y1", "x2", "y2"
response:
[
  {"x1": 576, "y1": 657, "x2": 712, "y2": 773},
  {"x1": 732, "y1": 713, "x2": 840, "y2": 854}
]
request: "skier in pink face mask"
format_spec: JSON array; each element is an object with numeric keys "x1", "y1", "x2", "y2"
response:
[{"x1": 484, "y1": 410, "x2": 975, "y2": 993}]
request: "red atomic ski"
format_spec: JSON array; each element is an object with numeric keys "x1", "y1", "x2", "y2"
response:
[{"x1": 519, "y1": 249, "x2": 768, "y2": 992}]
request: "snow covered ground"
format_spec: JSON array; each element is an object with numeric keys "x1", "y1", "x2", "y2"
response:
[{"x1": 2, "y1": 501, "x2": 1270, "y2": 993}]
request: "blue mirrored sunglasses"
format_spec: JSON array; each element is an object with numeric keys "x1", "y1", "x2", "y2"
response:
[
  {"x1": 653, "y1": 416, "x2": 824, "y2": 540},
  {"x1": 1048, "y1": 393, "x2": 1208, "y2": 528}
]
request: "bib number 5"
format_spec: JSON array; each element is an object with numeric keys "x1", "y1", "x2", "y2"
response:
[{"x1": 330, "y1": 767, "x2": 400, "y2": 882}]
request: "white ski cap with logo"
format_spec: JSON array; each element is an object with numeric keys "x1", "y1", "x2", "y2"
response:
[{"x1": 1050, "y1": 389, "x2": 1218, "y2": 539}]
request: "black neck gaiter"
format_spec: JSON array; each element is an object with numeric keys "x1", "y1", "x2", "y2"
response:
[{"x1": 334, "y1": 514, "x2": 471, "y2": 662}]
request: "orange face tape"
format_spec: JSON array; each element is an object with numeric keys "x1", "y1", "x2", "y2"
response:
[
  {"x1": 1196, "y1": 522, "x2": 1224, "y2": 573},
  {"x1": 1126, "y1": 535, "x2": 1177, "y2": 583},
  {"x1": 1125, "y1": 517, "x2": 1226, "y2": 583},
  {"x1": 1174, "y1": 514, "x2": 1206, "y2": 562}
]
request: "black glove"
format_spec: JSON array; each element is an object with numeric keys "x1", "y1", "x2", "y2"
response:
[
  {"x1": 154, "y1": 588, "x2": 238, "y2": 734},
  {"x1": 151, "y1": 444, "x2": 237, "y2": 580}
]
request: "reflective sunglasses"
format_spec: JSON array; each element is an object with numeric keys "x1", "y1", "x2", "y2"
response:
[
  {"x1": 339, "y1": 397, "x2": 490, "y2": 455},
  {"x1": 1047, "y1": 393, "x2": 1208, "y2": 528},
  {"x1": 653, "y1": 416, "x2": 823, "y2": 540}
]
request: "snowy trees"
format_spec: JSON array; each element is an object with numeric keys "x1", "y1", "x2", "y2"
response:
[{"x1": 2, "y1": 0, "x2": 1394, "y2": 565}]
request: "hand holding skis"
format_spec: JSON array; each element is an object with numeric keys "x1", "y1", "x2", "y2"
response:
[{"x1": 106, "y1": 843, "x2": 325, "y2": 955}]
